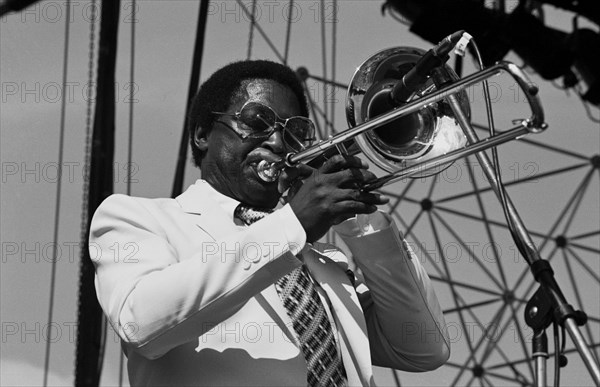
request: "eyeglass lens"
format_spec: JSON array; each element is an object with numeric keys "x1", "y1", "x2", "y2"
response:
[{"x1": 239, "y1": 102, "x2": 314, "y2": 151}]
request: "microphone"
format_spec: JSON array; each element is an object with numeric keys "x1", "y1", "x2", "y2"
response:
[{"x1": 390, "y1": 30, "x2": 470, "y2": 105}]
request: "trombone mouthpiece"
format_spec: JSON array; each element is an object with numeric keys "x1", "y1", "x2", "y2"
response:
[{"x1": 256, "y1": 160, "x2": 281, "y2": 182}]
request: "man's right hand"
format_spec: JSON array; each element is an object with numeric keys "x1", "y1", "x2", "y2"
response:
[{"x1": 284, "y1": 155, "x2": 389, "y2": 243}]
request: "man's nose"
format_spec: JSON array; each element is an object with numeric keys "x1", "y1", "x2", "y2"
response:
[{"x1": 261, "y1": 125, "x2": 286, "y2": 154}]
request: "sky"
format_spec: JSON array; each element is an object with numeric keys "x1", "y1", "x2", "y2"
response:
[{"x1": 1, "y1": 1, "x2": 599, "y2": 386}]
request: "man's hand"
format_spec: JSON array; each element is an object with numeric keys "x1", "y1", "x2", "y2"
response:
[{"x1": 284, "y1": 155, "x2": 389, "y2": 242}]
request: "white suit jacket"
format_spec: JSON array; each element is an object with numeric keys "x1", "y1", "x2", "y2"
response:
[{"x1": 90, "y1": 180, "x2": 450, "y2": 386}]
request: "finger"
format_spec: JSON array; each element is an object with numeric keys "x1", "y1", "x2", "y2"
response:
[
  {"x1": 319, "y1": 154, "x2": 368, "y2": 174},
  {"x1": 330, "y1": 168, "x2": 377, "y2": 187},
  {"x1": 358, "y1": 191, "x2": 389, "y2": 205},
  {"x1": 278, "y1": 164, "x2": 314, "y2": 193},
  {"x1": 330, "y1": 201, "x2": 379, "y2": 223},
  {"x1": 336, "y1": 188, "x2": 389, "y2": 205}
]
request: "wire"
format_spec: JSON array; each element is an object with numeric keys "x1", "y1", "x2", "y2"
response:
[
  {"x1": 320, "y1": 0, "x2": 329, "y2": 133},
  {"x1": 330, "y1": 0, "x2": 337, "y2": 133},
  {"x1": 171, "y1": 1, "x2": 210, "y2": 197},
  {"x1": 43, "y1": 1, "x2": 71, "y2": 385},
  {"x1": 246, "y1": 0, "x2": 257, "y2": 60},
  {"x1": 76, "y1": 0, "x2": 97, "y2": 384},
  {"x1": 119, "y1": 1, "x2": 137, "y2": 385},
  {"x1": 236, "y1": 0, "x2": 284, "y2": 62},
  {"x1": 553, "y1": 322, "x2": 561, "y2": 387},
  {"x1": 466, "y1": 50, "x2": 553, "y2": 387},
  {"x1": 79, "y1": 0, "x2": 95, "y2": 271},
  {"x1": 283, "y1": 0, "x2": 294, "y2": 65},
  {"x1": 470, "y1": 39, "x2": 533, "y2": 261},
  {"x1": 127, "y1": 2, "x2": 136, "y2": 197}
]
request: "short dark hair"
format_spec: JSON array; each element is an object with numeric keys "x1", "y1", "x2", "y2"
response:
[{"x1": 188, "y1": 60, "x2": 309, "y2": 168}]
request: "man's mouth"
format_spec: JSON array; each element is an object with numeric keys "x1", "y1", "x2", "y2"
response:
[{"x1": 247, "y1": 151, "x2": 283, "y2": 185}]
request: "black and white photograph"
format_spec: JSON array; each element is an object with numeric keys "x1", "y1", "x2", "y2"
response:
[{"x1": 1, "y1": 1, "x2": 599, "y2": 386}]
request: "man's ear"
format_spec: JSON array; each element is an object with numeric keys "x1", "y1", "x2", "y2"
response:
[{"x1": 194, "y1": 125, "x2": 209, "y2": 153}]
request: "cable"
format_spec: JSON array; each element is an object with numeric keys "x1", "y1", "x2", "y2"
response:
[
  {"x1": 127, "y1": 1, "x2": 136, "y2": 195},
  {"x1": 246, "y1": 0, "x2": 257, "y2": 59},
  {"x1": 118, "y1": 1, "x2": 137, "y2": 385},
  {"x1": 470, "y1": 39, "x2": 532, "y2": 261},
  {"x1": 77, "y1": 0, "x2": 97, "y2": 385},
  {"x1": 75, "y1": 2, "x2": 121, "y2": 384},
  {"x1": 283, "y1": 0, "x2": 294, "y2": 65},
  {"x1": 171, "y1": 1, "x2": 210, "y2": 197},
  {"x1": 472, "y1": 35, "x2": 576, "y2": 387},
  {"x1": 320, "y1": 0, "x2": 329, "y2": 132},
  {"x1": 553, "y1": 322, "x2": 561, "y2": 387},
  {"x1": 43, "y1": 1, "x2": 71, "y2": 385},
  {"x1": 330, "y1": 0, "x2": 337, "y2": 133}
]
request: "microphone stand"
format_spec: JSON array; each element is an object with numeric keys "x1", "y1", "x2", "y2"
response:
[
  {"x1": 432, "y1": 70, "x2": 600, "y2": 386},
  {"x1": 525, "y1": 287, "x2": 572, "y2": 387}
]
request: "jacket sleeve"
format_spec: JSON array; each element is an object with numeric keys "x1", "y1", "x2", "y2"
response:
[
  {"x1": 90, "y1": 194, "x2": 304, "y2": 359},
  {"x1": 334, "y1": 211, "x2": 450, "y2": 372}
]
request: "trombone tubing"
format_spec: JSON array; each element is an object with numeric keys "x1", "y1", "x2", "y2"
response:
[{"x1": 285, "y1": 61, "x2": 545, "y2": 167}]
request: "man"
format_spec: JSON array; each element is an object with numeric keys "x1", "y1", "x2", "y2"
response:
[{"x1": 91, "y1": 60, "x2": 450, "y2": 387}]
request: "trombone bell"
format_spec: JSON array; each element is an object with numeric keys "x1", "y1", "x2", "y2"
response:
[{"x1": 347, "y1": 47, "x2": 470, "y2": 177}]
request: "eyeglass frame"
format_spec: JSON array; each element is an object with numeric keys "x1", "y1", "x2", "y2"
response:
[{"x1": 210, "y1": 101, "x2": 317, "y2": 151}]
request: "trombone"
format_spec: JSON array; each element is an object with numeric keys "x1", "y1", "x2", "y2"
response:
[{"x1": 257, "y1": 39, "x2": 547, "y2": 191}]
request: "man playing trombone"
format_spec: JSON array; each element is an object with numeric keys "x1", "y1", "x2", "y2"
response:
[{"x1": 90, "y1": 59, "x2": 450, "y2": 386}]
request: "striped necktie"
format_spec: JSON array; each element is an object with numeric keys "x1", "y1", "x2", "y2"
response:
[{"x1": 235, "y1": 204, "x2": 347, "y2": 387}]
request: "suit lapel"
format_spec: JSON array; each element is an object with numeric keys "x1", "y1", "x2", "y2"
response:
[
  {"x1": 303, "y1": 248, "x2": 375, "y2": 387},
  {"x1": 175, "y1": 182, "x2": 239, "y2": 241}
]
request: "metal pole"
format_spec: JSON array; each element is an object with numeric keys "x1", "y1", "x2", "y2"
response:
[
  {"x1": 171, "y1": 1, "x2": 210, "y2": 198},
  {"x1": 75, "y1": 1, "x2": 121, "y2": 386},
  {"x1": 532, "y1": 331, "x2": 548, "y2": 387}
]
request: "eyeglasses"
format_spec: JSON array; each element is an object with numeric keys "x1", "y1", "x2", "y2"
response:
[{"x1": 212, "y1": 101, "x2": 316, "y2": 152}]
